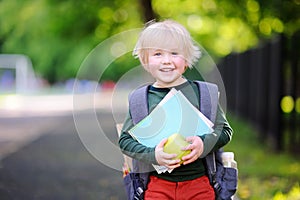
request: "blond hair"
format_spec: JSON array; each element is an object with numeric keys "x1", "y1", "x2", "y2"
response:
[{"x1": 133, "y1": 20, "x2": 201, "y2": 68}]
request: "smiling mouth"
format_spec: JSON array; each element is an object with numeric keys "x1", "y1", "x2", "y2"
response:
[{"x1": 160, "y1": 68, "x2": 174, "y2": 72}]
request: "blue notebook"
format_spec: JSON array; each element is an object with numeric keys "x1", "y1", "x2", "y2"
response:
[{"x1": 128, "y1": 89, "x2": 214, "y2": 147}]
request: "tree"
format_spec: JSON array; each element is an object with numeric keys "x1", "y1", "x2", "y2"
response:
[
  {"x1": 0, "y1": 0, "x2": 299, "y2": 83},
  {"x1": 0, "y1": 0, "x2": 143, "y2": 83}
]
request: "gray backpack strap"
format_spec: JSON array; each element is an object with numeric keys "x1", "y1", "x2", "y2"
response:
[
  {"x1": 128, "y1": 84, "x2": 152, "y2": 196},
  {"x1": 194, "y1": 81, "x2": 221, "y2": 192},
  {"x1": 128, "y1": 84, "x2": 152, "y2": 174},
  {"x1": 129, "y1": 85, "x2": 150, "y2": 125},
  {"x1": 194, "y1": 81, "x2": 219, "y2": 123}
]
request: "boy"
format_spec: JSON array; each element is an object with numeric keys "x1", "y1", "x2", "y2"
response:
[{"x1": 119, "y1": 20, "x2": 233, "y2": 200}]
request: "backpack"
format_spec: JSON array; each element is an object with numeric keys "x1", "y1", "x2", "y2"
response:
[{"x1": 124, "y1": 81, "x2": 238, "y2": 200}]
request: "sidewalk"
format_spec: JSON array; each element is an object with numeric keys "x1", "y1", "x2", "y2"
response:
[
  {"x1": 0, "y1": 110, "x2": 126, "y2": 199},
  {"x1": 0, "y1": 90, "x2": 129, "y2": 160}
]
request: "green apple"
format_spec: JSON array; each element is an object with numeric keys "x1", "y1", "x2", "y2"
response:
[{"x1": 163, "y1": 133, "x2": 191, "y2": 164}]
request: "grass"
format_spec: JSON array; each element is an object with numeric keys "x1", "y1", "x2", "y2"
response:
[{"x1": 224, "y1": 114, "x2": 300, "y2": 199}]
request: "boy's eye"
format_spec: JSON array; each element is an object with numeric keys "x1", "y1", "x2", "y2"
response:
[
  {"x1": 171, "y1": 52, "x2": 178, "y2": 55},
  {"x1": 154, "y1": 52, "x2": 162, "y2": 56}
]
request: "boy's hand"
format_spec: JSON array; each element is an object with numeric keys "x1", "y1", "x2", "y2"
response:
[
  {"x1": 181, "y1": 136, "x2": 204, "y2": 165},
  {"x1": 155, "y1": 138, "x2": 181, "y2": 169}
]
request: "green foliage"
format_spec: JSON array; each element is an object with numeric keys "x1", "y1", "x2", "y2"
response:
[
  {"x1": 225, "y1": 114, "x2": 300, "y2": 199},
  {"x1": 273, "y1": 183, "x2": 300, "y2": 200},
  {"x1": 0, "y1": 0, "x2": 142, "y2": 83},
  {"x1": 0, "y1": 0, "x2": 299, "y2": 82},
  {"x1": 152, "y1": 0, "x2": 298, "y2": 57},
  {"x1": 101, "y1": 52, "x2": 141, "y2": 82}
]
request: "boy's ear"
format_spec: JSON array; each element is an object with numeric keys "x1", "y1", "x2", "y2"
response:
[{"x1": 184, "y1": 60, "x2": 189, "y2": 70}]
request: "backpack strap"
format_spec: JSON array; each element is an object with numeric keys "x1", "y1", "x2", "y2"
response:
[
  {"x1": 194, "y1": 81, "x2": 219, "y2": 123},
  {"x1": 128, "y1": 84, "x2": 152, "y2": 194},
  {"x1": 129, "y1": 84, "x2": 150, "y2": 125},
  {"x1": 194, "y1": 81, "x2": 222, "y2": 192}
]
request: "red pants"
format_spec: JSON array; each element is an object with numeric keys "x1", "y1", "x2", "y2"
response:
[{"x1": 144, "y1": 175, "x2": 215, "y2": 200}]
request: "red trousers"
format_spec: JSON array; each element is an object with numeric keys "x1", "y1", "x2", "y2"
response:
[{"x1": 144, "y1": 175, "x2": 215, "y2": 200}]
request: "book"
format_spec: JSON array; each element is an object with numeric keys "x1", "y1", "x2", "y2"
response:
[{"x1": 128, "y1": 88, "x2": 214, "y2": 148}]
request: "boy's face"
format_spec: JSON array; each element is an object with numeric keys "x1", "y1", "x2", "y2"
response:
[{"x1": 145, "y1": 49, "x2": 187, "y2": 87}]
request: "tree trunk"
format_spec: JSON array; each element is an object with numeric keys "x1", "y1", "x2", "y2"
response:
[{"x1": 139, "y1": 0, "x2": 157, "y2": 22}]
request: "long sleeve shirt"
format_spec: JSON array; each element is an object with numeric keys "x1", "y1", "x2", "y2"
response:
[{"x1": 118, "y1": 80, "x2": 233, "y2": 182}]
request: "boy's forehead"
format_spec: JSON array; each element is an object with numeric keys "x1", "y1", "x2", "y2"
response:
[
  {"x1": 148, "y1": 47, "x2": 181, "y2": 52},
  {"x1": 144, "y1": 39, "x2": 183, "y2": 53},
  {"x1": 142, "y1": 28, "x2": 185, "y2": 48}
]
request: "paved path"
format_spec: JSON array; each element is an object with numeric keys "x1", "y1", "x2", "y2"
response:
[
  {"x1": 0, "y1": 91, "x2": 129, "y2": 199},
  {"x1": 0, "y1": 111, "x2": 126, "y2": 200}
]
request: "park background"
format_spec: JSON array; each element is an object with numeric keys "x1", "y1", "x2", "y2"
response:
[{"x1": 0, "y1": 0, "x2": 299, "y2": 199}]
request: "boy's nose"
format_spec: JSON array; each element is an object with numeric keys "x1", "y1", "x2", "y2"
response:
[{"x1": 162, "y1": 54, "x2": 171, "y2": 64}]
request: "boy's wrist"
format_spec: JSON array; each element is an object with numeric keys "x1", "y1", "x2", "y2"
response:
[{"x1": 150, "y1": 148, "x2": 159, "y2": 164}]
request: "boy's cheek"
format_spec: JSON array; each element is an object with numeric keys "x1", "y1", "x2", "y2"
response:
[{"x1": 143, "y1": 64, "x2": 151, "y2": 72}]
